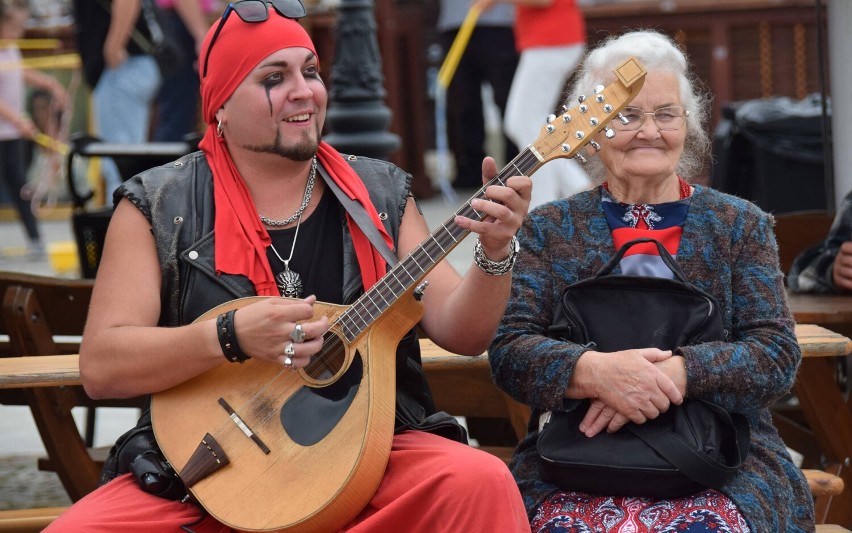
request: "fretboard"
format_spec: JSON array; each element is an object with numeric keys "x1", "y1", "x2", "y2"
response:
[{"x1": 335, "y1": 147, "x2": 542, "y2": 341}]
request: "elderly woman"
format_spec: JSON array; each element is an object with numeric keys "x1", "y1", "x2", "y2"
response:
[{"x1": 489, "y1": 30, "x2": 813, "y2": 532}]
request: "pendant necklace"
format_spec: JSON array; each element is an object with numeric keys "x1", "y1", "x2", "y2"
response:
[
  {"x1": 269, "y1": 213, "x2": 304, "y2": 297},
  {"x1": 262, "y1": 157, "x2": 318, "y2": 297}
]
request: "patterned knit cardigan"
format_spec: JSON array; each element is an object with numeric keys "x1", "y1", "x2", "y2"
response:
[{"x1": 489, "y1": 185, "x2": 814, "y2": 532}]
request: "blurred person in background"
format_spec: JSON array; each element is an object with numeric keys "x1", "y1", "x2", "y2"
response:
[
  {"x1": 475, "y1": 0, "x2": 590, "y2": 208},
  {"x1": 437, "y1": 0, "x2": 518, "y2": 189},
  {"x1": 788, "y1": 189, "x2": 852, "y2": 293},
  {"x1": 0, "y1": 0, "x2": 67, "y2": 257},
  {"x1": 151, "y1": 0, "x2": 217, "y2": 143},
  {"x1": 73, "y1": 0, "x2": 161, "y2": 196}
]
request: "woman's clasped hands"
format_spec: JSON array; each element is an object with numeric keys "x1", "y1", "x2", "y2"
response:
[{"x1": 570, "y1": 347, "x2": 688, "y2": 437}]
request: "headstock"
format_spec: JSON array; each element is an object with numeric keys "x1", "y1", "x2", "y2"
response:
[{"x1": 527, "y1": 57, "x2": 647, "y2": 173}]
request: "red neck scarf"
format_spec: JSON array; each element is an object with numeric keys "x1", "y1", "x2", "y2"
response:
[{"x1": 198, "y1": 11, "x2": 392, "y2": 296}]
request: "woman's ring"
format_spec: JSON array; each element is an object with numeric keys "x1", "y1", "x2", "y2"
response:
[
  {"x1": 284, "y1": 341, "x2": 296, "y2": 357},
  {"x1": 289, "y1": 324, "x2": 305, "y2": 343}
]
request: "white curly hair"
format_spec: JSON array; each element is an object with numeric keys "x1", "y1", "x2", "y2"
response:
[{"x1": 567, "y1": 30, "x2": 712, "y2": 184}]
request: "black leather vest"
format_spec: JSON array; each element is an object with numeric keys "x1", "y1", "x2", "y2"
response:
[{"x1": 101, "y1": 152, "x2": 461, "y2": 484}]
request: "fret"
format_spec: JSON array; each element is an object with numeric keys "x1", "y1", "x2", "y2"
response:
[
  {"x1": 363, "y1": 289, "x2": 382, "y2": 310},
  {"x1": 374, "y1": 283, "x2": 392, "y2": 307},
  {"x1": 428, "y1": 235, "x2": 448, "y2": 255},
  {"x1": 340, "y1": 320, "x2": 357, "y2": 341},
  {"x1": 398, "y1": 260, "x2": 415, "y2": 281},
  {"x1": 347, "y1": 307, "x2": 369, "y2": 336},
  {"x1": 387, "y1": 268, "x2": 405, "y2": 288},
  {"x1": 383, "y1": 272, "x2": 407, "y2": 301},
  {"x1": 409, "y1": 252, "x2": 428, "y2": 274},
  {"x1": 418, "y1": 245, "x2": 437, "y2": 264},
  {"x1": 361, "y1": 302, "x2": 379, "y2": 322},
  {"x1": 509, "y1": 160, "x2": 525, "y2": 177},
  {"x1": 380, "y1": 279, "x2": 400, "y2": 304}
]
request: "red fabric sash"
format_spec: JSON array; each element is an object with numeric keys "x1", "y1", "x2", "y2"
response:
[{"x1": 197, "y1": 13, "x2": 393, "y2": 296}]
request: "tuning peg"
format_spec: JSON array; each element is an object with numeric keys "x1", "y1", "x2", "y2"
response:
[
  {"x1": 604, "y1": 126, "x2": 616, "y2": 139},
  {"x1": 546, "y1": 124, "x2": 556, "y2": 133},
  {"x1": 589, "y1": 140, "x2": 601, "y2": 151},
  {"x1": 562, "y1": 113, "x2": 572, "y2": 123},
  {"x1": 578, "y1": 95, "x2": 587, "y2": 103},
  {"x1": 589, "y1": 117, "x2": 599, "y2": 126},
  {"x1": 616, "y1": 113, "x2": 630, "y2": 125},
  {"x1": 413, "y1": 280, "x2": 429, "y2": 301},
  {"x1": 546, "y1": 114, "x2": 556, "y2": 123},
  {"x1": 595, "y1": 94, "x2": 605, "y2": 103},
  {"x1": 574, "y1": 131, "x2": 585, "y2": 140},
  {"x1": 593, "y1": 84, "x2": 605, "y2": 94},
  {"x1": 579, "y1": 104, "x2": 588, "y2": 113},
  {"x1": 561, "y1": 143, "x2": 571, "y2": 153},
  {"x1": 604, "y1": 104, "x2": 613, "y2": 113},
  {"x1": 574, "y1": 153, "x2": 588, "y2": 164}
]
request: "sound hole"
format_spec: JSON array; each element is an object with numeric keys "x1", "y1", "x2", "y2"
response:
[
  {"x1": 304, "y1": 330, "x2": 346, "y2": 382},
  {"x1": 280, "y1": 352, "x2": 363, "y2": 446}
]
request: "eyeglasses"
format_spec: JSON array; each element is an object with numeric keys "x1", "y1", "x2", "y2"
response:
[
  {"x1": 612, "y1": 106, "x2": 689, "y2": 131},
  {"x1": 202, "y1": 0, "x2": 308, "y2": 78}
]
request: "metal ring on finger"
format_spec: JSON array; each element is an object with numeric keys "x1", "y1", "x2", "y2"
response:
[
  {"x1": 284, "y1": 341, "x2": 296, "y2": 356},
  {"x1": 289, "y1": 323, "x2": 305, "y2": 343},
  {"x1": 283, "y1": 341, "x2": 295, "y2": 368}
]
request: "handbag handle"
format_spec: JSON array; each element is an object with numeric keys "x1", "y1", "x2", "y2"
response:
[
  {"x1": 627, "y1": 401, "x2": 751, "y2": 489},
  {"x1": 597, "y1": 238, "x2": 689, "y2": 282}
]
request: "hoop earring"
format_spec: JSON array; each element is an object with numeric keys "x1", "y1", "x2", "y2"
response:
[{"x1": 216, "y1": 118, "x2": 224, "y2": 138}]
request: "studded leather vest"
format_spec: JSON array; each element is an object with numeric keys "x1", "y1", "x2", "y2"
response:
[{"x1": 101, "y1": 151, "x2": 461, "y2": 484}]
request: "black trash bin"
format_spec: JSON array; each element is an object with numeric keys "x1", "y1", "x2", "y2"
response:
[{"x1": 711, "y1": 94, "x2": 830, "y2": 214}]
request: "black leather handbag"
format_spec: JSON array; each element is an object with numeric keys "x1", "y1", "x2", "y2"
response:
[{"x1": 538, "y1": 238, "x2": 750, "y2": 498}]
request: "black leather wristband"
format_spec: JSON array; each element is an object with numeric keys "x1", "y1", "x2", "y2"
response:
[{"x1": 216, "y1": 309, "x2": 249, "y2": 363}]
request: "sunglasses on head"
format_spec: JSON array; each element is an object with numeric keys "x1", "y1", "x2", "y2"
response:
[{"x1": 202, "y1": 0, "x2": 308, "y2": 78}]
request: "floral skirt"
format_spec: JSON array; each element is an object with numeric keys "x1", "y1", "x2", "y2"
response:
[{"x1": 531, "y1": 489, "x2": 750, "y2": 533}]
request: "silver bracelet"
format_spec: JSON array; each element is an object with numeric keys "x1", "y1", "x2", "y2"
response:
[{"x1": 473, "y1": 236, "x2": 519, "y2": 276}]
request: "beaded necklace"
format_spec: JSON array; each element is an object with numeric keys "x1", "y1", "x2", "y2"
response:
[{"x1": 602, "y1": 176, "x2": 691, "y2": 204}]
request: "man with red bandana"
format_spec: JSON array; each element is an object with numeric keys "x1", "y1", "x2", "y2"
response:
[{"x1": 47, "y1": 1, "x2": 532, "y2": 531}]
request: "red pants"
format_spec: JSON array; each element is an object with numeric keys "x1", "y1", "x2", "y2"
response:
[{"x1": 47, "y1": 430, "x2": 530, "y2": 532}]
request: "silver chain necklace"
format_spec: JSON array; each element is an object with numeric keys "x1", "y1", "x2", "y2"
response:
[
  {"x1": 269, "y1": 213, "x2": 305, "y2": 298},
  {"x1": 259, "y1": 156, "x2": 317, "y2": 227}
]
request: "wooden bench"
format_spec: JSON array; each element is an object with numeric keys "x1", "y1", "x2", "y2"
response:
[
  {"x1": 1, "y1": 315, "x2": 849, "y2": 529},
  {"x1": 0, "y1": 272, "x2": 142, "y2": 501},
  {"x1": 0, "y1": 507, "x2": 67, "y2": 533},
  {"x1": 0, "y1": 272, "x2": 101, "y2": 500}
]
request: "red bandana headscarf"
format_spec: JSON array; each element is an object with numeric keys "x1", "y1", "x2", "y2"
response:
[{"x1": 198, "y1": 12, "x2": 393, "y2": 296}]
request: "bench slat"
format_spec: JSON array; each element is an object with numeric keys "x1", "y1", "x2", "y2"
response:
[{"x1": 0, "y1": 507, "x2": 67, "y2": 533}]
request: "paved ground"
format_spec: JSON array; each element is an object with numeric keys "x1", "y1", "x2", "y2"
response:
[{"x1": 0, "y1": 190, "x2": 478, "y2": 510}]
